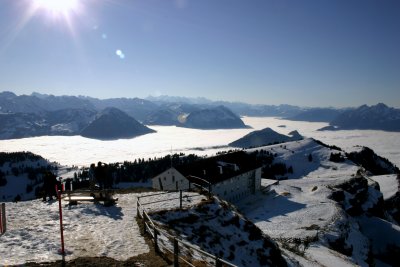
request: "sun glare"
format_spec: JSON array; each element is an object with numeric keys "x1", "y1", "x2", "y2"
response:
[{"x1": 34, "y1": 0, "x2": 80, "y2": 15}]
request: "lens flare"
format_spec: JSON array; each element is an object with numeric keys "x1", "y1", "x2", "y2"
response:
[{"x1": 34, "y1": 0, "x2": 79, "y2": 15}]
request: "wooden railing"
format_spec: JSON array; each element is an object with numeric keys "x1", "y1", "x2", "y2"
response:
[{"x1": 137, "y1": 192, "x2": 237, "y2": 267}]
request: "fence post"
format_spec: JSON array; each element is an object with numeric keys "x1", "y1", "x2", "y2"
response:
[
  {"x1": 215, "y1": 256, "x2": 222, "y2": 267},
  {"x1": 56, "y1": 186, "x2": 65, "y2": 255},
  {"x1": 0, "y1": 203, "x2": 5, "y2": 234},
  {"x1": 137, "y1": 198, "x2": 140, "y2": 217},
  {"x1": 142, "y1": 210, "x2": 146, "y2": 234},
  {"x1": 0, "y1": 205, "x2": 2, "y2": 234},
  {"x1": 179, "y1": 190, "x2": 182, "y2": 210},
  {"x1": 154, "y1": 228, "x2": 159, "y2": 253},
  {"x1": 174, "y1": 238, "x2": 179, "y2": 267}
]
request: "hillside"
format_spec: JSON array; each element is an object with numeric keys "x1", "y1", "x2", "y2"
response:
[
  {"x1": 239, "y1": 139, "x2": 400, "y2": 266},
  {"x1": 229, "y1": 127, "x2": 302, "y2": 148},
  {"x1": 80, "y1": 107, "x2": 155, "y2": 140},
  {"x1": 0, "y1": 152, "x2": 56, "y2": 201}
]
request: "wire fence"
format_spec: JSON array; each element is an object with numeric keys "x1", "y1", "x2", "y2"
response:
[{"x1": 137, "y1": 191, "x2": 237, "y2": 267}]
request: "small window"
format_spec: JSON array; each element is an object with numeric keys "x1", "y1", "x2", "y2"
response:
[
  {"x1": 164, "y1": 177, "x2": 166, "y2": 181},
  {"x1": 172, "y1": 176, "x2": 175, "y2": 182}
]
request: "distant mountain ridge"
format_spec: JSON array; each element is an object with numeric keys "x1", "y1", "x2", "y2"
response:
[
  {"x1": 1, "y1": 92, "x2": 400, "y2": 134},
  {"x1": 322, "y1": 103, "x2": 400, "y2": 132}
]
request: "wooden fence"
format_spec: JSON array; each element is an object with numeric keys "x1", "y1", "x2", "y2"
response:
[{"x1": 137, "y1": 192, "x2": 236, "y2": 267}]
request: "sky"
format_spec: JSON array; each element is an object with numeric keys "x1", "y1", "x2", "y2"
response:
[{"x1": 0, "y1": 0, "x2": 399, "y2": 108}]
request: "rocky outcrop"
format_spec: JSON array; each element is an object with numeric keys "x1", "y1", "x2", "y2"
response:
[
  {"x1": 329, "y1": 175, "x2": 384, "y2": 217},
  {"x1": 347, "y1": 147, "x2": 400, "y2": 175}
]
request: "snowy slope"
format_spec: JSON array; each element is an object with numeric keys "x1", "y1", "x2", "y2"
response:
[
  {"x1": 237, "y1": 175, "x2": 376, "y2": 266},
  {"x1": 0, "y1": 157, "x2": 54, "y2": 201},
  {"x1": 370, "y1": 174, "x2": 399, "y2": 200},
  {"x1": 237, "y1": 139, "x2": 395, "y2": 266},
  {"x1": 358, "y1": 215, "x2": 400, "y2": 265},
  {"x1": 247, "y1": 138, "x2": 360, "y2": 180},
  {"x1": 0, "y1": 193, "x2": 149, "y2": 265}
]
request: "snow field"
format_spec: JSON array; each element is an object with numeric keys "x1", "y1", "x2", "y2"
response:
[{"x1": 0, "y1": 193, "x2": 149, "y2": 265}]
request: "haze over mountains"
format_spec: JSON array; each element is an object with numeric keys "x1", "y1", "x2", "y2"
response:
[{"x1": 0, "y1": 91, "x2": 399, "y2": 140}]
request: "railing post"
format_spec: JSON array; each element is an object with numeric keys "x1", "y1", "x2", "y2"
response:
[
  {"x1": 174, "y1": 238, "x2": 179, "y2": 267},
  {"x1": 179, "y1": 190, "x2": 183, "y2": 210}
]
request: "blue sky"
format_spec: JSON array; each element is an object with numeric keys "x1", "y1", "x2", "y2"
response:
[{"x1": 0, "y1": 0, "x2": 399, "y2": 107}]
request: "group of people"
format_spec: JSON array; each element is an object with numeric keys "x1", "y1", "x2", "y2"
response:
[{"x1": 42, "y1": 171, "x2": 61, "y2": 201}]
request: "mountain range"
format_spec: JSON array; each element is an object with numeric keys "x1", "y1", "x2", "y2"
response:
[
  {"x1": 1, "y1": 92, "x2": 399, "y2": 140},
  {"x1": 326, "y1": 103, "x2": 400, "y2": 131}
]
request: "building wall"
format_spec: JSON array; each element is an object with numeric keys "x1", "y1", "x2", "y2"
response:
[
  {"x1": 211, "y1": 167, "x2": 262, "y2": 203},
  {"x1": 152, "y1": 167, "x2": 189, "y2": 191}
]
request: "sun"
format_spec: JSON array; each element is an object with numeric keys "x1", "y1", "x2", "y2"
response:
[{"x1": 33, "y1": 0, "x2": 80, "y2": 16}]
